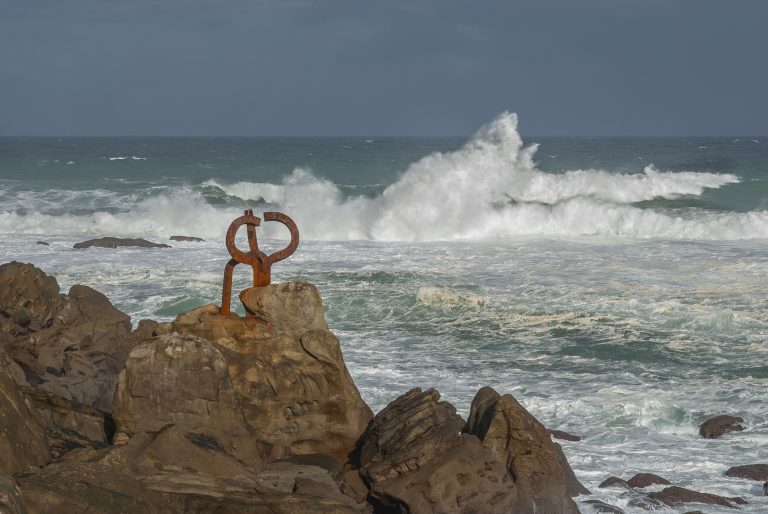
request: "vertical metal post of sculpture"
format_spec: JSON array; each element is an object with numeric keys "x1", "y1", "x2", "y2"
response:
[{"x1": 220, "y1": 209, "x2": 299, "y2": 317}]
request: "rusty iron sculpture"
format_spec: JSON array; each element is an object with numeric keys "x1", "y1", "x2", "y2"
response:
[{"x1": 220, "y1": 209, "x2": 299, "y2": 317}]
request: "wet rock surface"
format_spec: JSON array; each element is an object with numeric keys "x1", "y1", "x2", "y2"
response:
[{"x1": 699, "y1": 415, "x2": 745, "y2": 439}]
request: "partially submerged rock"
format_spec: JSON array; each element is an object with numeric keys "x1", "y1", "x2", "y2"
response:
[
  {"x1": 549, "y1": 428, "x2": 582, "y2": 441},
  {"x1": 626, "y1": 472, "x2": 671, "y2": 488},
  {"x1": 647, "y1": 486, "x2": 747, "y2": 509},
  {"x1": 699, "y1": 415, "x2": 744, "y2": 439},
  {"x1": 169, "y1": 235, "x2": 204, "y2": 242},
  {"x1": 73, "y1": 237, "x2": 170, "y2": 249},
  {"x1": 725, "y1": 463, "x2": 768, "y2": 481}
]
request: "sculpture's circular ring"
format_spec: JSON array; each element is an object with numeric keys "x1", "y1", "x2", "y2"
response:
[{"x1": 225, "y1": 212, "x2": 262, "y2": 265}]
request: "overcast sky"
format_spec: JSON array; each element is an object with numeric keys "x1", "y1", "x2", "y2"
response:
[{"x1": 1, "y1": 0, "x2": 766, "y2": 136}]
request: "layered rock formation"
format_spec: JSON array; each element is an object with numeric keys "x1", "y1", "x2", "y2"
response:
[{"x1": 0, "y1": 261, "x2": 591, "y2": 513}]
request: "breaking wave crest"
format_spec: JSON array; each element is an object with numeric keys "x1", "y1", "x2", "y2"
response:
[{"x1": 1, "y1": 112, "x2": 765, "y2": 241}]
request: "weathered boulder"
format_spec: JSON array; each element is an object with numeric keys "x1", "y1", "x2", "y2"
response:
[
  {"x1": 647, "y1": 486, "x2": 746, "y2": 509},
  {"x1": 0, "y1": 473, "x2": 25, "y2": 514},
  {"x1": 0, "y1": 262, "x2": 62, "y2": 328},
  {"x1": 167, "y1": 281, "x2": 372, "y2": 463},
  {"x1": 463, "y1": 386, "x2": 588, "y2": 509},
  {"x1": 725, "y1": 463, "x2": 768, "y2": 481},
  {"x1": 357, "y1": 386, "x2": 585, "y2": 513},
  {"x1": 169, "y1": 235, "x2": 204, "y2": 242},
  {"x1": 0, "y1": 263, "x2": 135, "y2": 413},
  {"x1": 626, "y1": 472, "x2": 671, "y2": 488},
  {"x1": 112, "y1": 334, "x2": 261, "y2": 468},
  {"x1": 359, "y1": 387, "x2": 516, "y2": 513},
  {"x1": 699, "y1": 415, "x2": 744, "y2": 439},
  {"x1": 73, "y1": 237, "x2": 170, "y2": 249},
  {"x1": 0, "y1": 352, "x2": 49, "y2": 475}
]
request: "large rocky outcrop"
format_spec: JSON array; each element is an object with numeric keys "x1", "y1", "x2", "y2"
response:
[
  {"x1": 357, "y1": 387, "x2": 586, "y2": 513},
  {"x1": 112, "y1": 334, "x2": 261, "y2": 468},
  {"x1": 1, "y1": 262, "x2": 591, "y2": 513},
  {"x1": 167, "y1": 281, "x2": 373, "y2": 463},
  {"x1": 0, "y1": 262, "x2": 135, "y2": 412}
]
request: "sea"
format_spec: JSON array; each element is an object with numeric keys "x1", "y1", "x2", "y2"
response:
[{"x1": 1, "y1": 113, "x2": 767, "y2": 513}]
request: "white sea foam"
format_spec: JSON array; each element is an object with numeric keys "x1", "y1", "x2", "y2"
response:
[{"x1": 1, "y1": 112, "x2": 764, "y2": 241}]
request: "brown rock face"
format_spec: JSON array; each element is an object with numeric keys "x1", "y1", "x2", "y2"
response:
[
  {"x1": 0, "y1": 473, "x2": 26, "y2": 514},
  {"x1": 358, "y1": 387, "x2": 586, "y2": 513},
  {"x1": 463, "y1": 386, "x2": 588, "y2": 510},
  {"x1": 359, "y1": 388, "x2": 516, "y2": 513},
  {"x1": 0, "y1": 263, "x2": 135, "y2": 413},
  {"x1": 18, "y1": 426, "x2": 363, "y2": 514},
  {"x1": 168, "y1": 281, "x2": 372, "y2": 463},
  {"x1": 698, "y1": 415, "x2": 744, "y2": 439},
  {"x1": 112, "y1": 334, "x2": 261, "y2": 468},
  {"x1": 0, "y1": 353, "x2": 49, "y2": 475},
  {"x1": 725, "y1": 463, "x2": 768, "y2": 481}
]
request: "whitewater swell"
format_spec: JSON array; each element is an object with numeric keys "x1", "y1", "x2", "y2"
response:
[
  {"x1": 1, "y1": 112, "x2": 766, "y2": 241},
  {"x1": 204, "y1": 112, "x2": 764, "y2": 241}
]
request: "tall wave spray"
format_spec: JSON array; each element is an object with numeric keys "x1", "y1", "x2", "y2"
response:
[
  {"x1": 218, "y1": 112, "x2": 767, "y2": 241},
  {"x1": 3, "y1": 112, "x2": 766, "y2": 240}
]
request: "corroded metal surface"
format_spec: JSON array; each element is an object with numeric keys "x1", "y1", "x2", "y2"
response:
[{"x1": 220, "y1": 209, "x2": 299, "y2": 317}]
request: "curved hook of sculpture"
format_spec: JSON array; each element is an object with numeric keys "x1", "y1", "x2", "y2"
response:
[{"x1": 220, "y1": 209, "x2": 299, "y2": 317}]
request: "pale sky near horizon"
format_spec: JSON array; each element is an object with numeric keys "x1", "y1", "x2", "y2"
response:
[{"x1": 1, "y1": 0, "x2": 766, "y2": 136}]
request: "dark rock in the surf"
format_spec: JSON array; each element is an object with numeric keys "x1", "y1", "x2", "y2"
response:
[
  {"x1": 698, "y1": 415, "x2": 744, "y2": 438},
  {"x1": 0, "y1": 473, "x2": 25, "y2": 514},
  {"x1": 583, "y1": 499, "x2": 625, "y2": 513},
  {"x1": 35, "y1": 241, "x2": 49, "y2": 246},
  {"x1": 169, "y1": 235, "x2": 204, "y2": 242},
  {"x1": 647, "y1": 486, "x2": 747, "y2": 509},
  {"x1": 763, "y1": 481, "x2": 768, "y2": 495},
  {"x1": 627, "y1": 472, "x2": 672, "y2": 488},
  {"x1": 549, "y1": 428, "x2": 582, "y2": 441},
  {"x1": 725, "y1": 463, "x2": 768, "y2": 481},
  {"x1": 112, "y1": 334, "x2": 262, "y2": 469},
  {"x1": 73, "y1": 237, "x2": 170, "y2": 249},
  {"x1": 599, "y1": 476, "x2": 631, "y2": 489}
]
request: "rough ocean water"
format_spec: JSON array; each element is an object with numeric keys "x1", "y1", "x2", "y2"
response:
[{"x1": 1, "y1": 113, "x2": 767, "y2": 513}]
